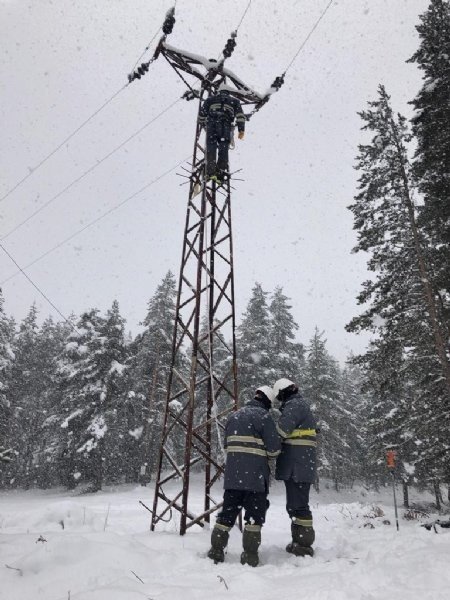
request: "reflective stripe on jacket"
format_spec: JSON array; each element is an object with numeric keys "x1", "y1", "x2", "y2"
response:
[
  {"x1": 223, "y1": 399, "x2": 281, "y2": 492},
  {"x1": 275, "y1": 393, "x2": 317, "y2": 484}
]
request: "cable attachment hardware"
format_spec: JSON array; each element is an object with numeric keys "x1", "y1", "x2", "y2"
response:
[
  {"x1": 162, "y1": 6, "x2": 176, "y2": 36},
  {"x1": 128, "y1": 59, "x2": 154, "y2": 83},
  {"x1": 182, "y1": 89, "x2": 201, "y2": 101},
  {"x1": 271, "y1": 73, "x2": 285, "y2": 91},
  {"x1": 222, "y1": 31, "x2": 237, "y2": 58}
]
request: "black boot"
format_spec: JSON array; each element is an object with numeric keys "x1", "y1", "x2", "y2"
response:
[
  {"x1": 286, "y1": 518, "x2": 315, "y2": 557},
  {"x1": 240, "y1": 525, "x2": 261, "y2": 567},
  {"x1": 207, "y1": 525, "x2": 230, "y2": 563}
]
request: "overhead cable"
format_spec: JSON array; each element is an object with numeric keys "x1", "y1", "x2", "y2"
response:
[
  {"x1": 0, "y1": 242, "x2": 77, "y2": 332},
  {"x1": 1, "y1": 97, "x2": 182, "y2": 242},
  {"x1": 0, "y1": 155, "x2": 190, "y2": 287},
  {"x1": 0, "y1": 84, "x2": 128, "y2": 205},
  {"x1": 1, "y1": 4, "x2": 176, "y2": 205},
  {"x1": 284, "y1": 0, "x2": 334, "y2": 74},
  {"x1": 235, "y1": 0, "x2": 252, "y2": 32}
]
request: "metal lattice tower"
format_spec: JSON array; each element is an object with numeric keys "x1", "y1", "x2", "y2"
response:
[{"x1": 139, "y1": 24, "x2": 283, "y2": 535}]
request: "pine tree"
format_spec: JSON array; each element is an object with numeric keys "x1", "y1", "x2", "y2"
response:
[
  {"x1": 340, "y1": 358, "x2": 367, "y2": 486},
  {"x1": 0, "y1": 291, "x2": 15, "y2": 485},
  {"x1": 304, "y1": 328, "x2": 346, "y2": 489},
  {"x1": 237, "y1": 283, "x2": 272, "y2": 402},
  {"x1": 347, "y1": 84, "x2": 449, "y2": 486},
  {"x1": 100, "y1": 301, "x2": 128, "y2": 485},
  {"x1": 127, "y1": 272, "x2": 178, "y2": 482},
  {"x1": 268, "y1": 287, "x2": 305, "y2": 385},
  {"x1": 8, "y1": 304, "x2": 41, "y2": 488},
  {"x1": 58, "y1": 304, "x2": 127, "y2": 491},
  {"x1": 408, "y1": 0, "x2": 450, "y2": 339},
  {"x1": 352, "y1": 338, "x2": 415, "y2": 488},
  {"x1": 33, "y1": 317, "x2": 73, "y2": 488}
]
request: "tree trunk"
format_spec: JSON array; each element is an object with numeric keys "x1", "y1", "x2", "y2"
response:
[
  {"x1": 390, "y1": 116, "x2": 450, "y2": 396},
  {"x1": 433, "y1": 480, "x2": 442, "y2": 510},
  {"x1": 402, "y1": 481, "x2": 409, "y2": 508}
]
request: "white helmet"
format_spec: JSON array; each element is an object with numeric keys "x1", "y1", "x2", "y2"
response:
[
  {"x1": 273, "y1": 378, "x2": 296, "y2": 400},
  {"x1": 255, "y1": 385, "x2": 275, "y2": 404}
]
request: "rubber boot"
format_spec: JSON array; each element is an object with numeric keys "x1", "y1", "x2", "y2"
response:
[
  {"x1": 286, "y1": 518, "x2": 315, "y2": 557},
  {"x1": 207, "y1": 525, "x2": 230, "y2": 564},
  {"x1": 240, "y1": 525, "x2": 261, "y2": 567}
]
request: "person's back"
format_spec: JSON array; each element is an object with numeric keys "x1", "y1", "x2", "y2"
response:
[
  {"x1": 201, "y1": 90, "x2": 245, "y2": 125},
  {"x1": 199, "y1": 87, "x2": 246, "y2": 183},
  {"x1": 207, "y1": 386, "x2": 280, "y2": 567},
  {"x1": 273, "y1": 378, "x2": 317, "y2": 557}
]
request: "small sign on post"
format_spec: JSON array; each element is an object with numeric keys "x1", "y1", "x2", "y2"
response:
[
  {"x1": 386, "y1": 449, "x2": 396, "y2": 470},
  {"x1": 386, "y1": 449, "x2": 399, "y2": 531}
]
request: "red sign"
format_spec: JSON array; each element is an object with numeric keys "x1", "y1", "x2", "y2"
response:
[{"x1": 386, "y1": 450, "x2": 396, "y2": 469}]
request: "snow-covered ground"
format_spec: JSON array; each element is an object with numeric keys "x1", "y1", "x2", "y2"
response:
[{"x1": 1, "y1": 478, "x2": 449, "y2": 600}]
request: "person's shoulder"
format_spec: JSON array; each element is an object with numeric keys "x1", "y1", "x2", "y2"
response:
[{"x1": 291, "y1": 394, "x2": 309, "y2": 407}]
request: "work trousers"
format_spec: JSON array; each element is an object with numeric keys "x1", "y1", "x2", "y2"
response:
[
  {"x1": 206, "y1": 118, "x2": 232, "y2": 178},
  {"x1": 284, "y1": 480, "x2": 312, "y2": 519},
  {"x1": 216, "y1": 489, "x2": 269, "y2": 528}
]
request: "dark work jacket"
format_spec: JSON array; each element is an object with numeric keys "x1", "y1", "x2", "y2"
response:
[
  {"x1": 275, "y1": 393, "x2": 317, "y2": 484},
  {"x1": 223, "y1": 399, "x2": 281, "y2": 493},
  {"x1": 199, "y1": 91, "x2": 246, "y2": 132}
]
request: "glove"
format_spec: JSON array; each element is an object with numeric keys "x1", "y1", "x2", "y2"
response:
[{"x1": 238, "y1": 131, "x2": 245, "y2": 140}]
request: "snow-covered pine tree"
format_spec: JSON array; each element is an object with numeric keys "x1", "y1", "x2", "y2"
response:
[
  {"x1": 126, "y1": 271, "x2": 179, "y2": 482},
  {"x1": 268, "y1": 287, "x2": 305, "y2": 386},
  {"x1": 58, "y1": 304, "x2": 127, "y2": 491},
  {"x1": 7, "y1": 304, "x2": 42, "y2": 488},
  {"x1": 353, "y1": 338, "x2": 415, "y2": 488},
  {"x1": 100, "y1": 301, "x2": 128, "y2": 484},
  {"x1": 408, "y1": 0, "x2": 450, "y2": 341},
  {"x1": 340, "y1": 357, "x2": 367, "y2": 486},
  {"x1": 303, "y1": 328, "x2": 347, "y2": 489},
  {"x1": 33, "y1": 316, "x2": 73, "y2": 488},
  {"x1": 347, "y1": 84, "x2": 449, "y2": 487},
  {"x1": 0, "y1": 290, "x2": 15, "y2": 486},
  {"x1": 237, "y1": 283, "x2": 272, "y2": 402},
  {"x1": 195, "y1": 315, "x2": 233, "y2": 467}
]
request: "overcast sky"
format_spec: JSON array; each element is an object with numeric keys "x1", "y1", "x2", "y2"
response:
[{"x1": 0, "y1": 0, "x2": 429, "y2": 361}]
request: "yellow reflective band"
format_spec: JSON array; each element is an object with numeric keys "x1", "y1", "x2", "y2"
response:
[
  {"x1": 288, "y1": 428, "x2": 317, "y2": 439},
  {"x1": 244, "y1": 524, "x2": 261, "y2": 532},
  {"x1": 227, "y1": 435, "x2": 264, "y2": 445},
  {"x1": 227, "y1": 446, "x2": 268, "y2": 457},
  {"x1": 284, "y1": 439, "x2": 317, "y2": 447},
  {"x1": 294, "y1": 517, "x2": 313, "y2": 527},
  {"x1": 215, "y1": 523, "x2": 231, "y2": 532}
]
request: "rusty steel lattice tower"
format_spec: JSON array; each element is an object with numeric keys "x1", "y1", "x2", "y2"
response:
[{"x1": 140, "y1": 22, "x2": 283, "y2": 535}]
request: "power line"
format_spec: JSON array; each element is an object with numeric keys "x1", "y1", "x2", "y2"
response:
[
  {"x1": 235, "y1": 0, "x2": 252, "y2": 32},
  {"x1": 284, "y1": 0, "x2": 334, "y2": 74},
  {"x1": 0, "y1": 242, "x2": 77, "y2": 331},
  {"x1": 0, "y1": 4, "x2": 178, "y2": 205},
  {"x1": 0, "y1": 155, "x2": 190, "y2": 287},
  {"x1": 129, "y1": 26, "x2": 162, "y2": 74},
  {"x1": 1, "y1": 96, "x2": 182, "y2": 242},
  {"x1": 0, "y1": 84, "x2": 128, "y2": 205}
]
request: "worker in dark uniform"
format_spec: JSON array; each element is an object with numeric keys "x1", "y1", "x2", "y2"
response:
[
  {"x1": 207, "y1": 386, "x2": 281, "y2": 567},
  {"x1": 198, "y1": 84, "x2": 246, "y2": 185},
  {"x1": 273, "y1": 378, "x2": 317, "y2": 557}
]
